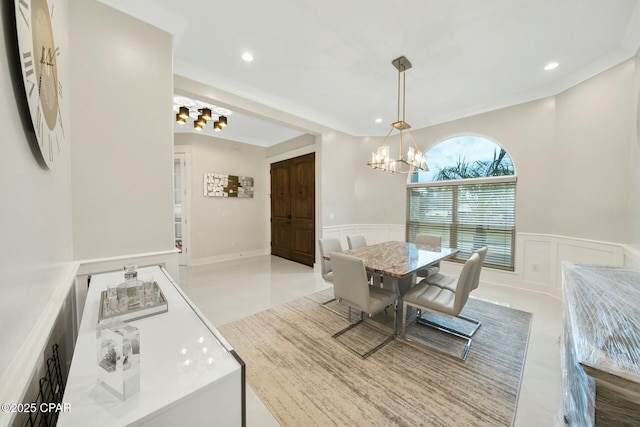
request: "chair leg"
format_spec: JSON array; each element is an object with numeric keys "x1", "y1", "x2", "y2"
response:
[
  {"x1": 417, "y1": 312, "x2": 482, "y2": 338},
  {"x1": 457, "y1": 314, "x2": 482, "y2": 337},
  {"x1": 401, "y1": 301, "x2": 413, "y2": 340},
  {"x1": 321, "y1": 298, "x2": 350, "y2": 319},
  {"x1": 403, "y1": 306, "x2": 477, "y2": 361},
  {"x1": 332, "y1": 304, "x2": 396, "y2": 359}
]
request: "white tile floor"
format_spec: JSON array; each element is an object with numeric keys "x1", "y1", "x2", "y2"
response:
[{"x1": 178, "y1": 255, "x2": 564, "y2": 427}]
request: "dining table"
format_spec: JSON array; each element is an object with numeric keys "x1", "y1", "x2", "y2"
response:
[{"x1": 329, "y1": 241, "x2": 459, "y2": 333}]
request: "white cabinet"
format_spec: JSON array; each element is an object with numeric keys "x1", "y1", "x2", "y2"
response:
[{"x1": 58, "y1": 266, "x2": 245, "y2": 426}]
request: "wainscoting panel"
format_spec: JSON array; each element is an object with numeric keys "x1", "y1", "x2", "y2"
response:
[
  {"x1": 320, "y1": 226, "x2": 635, "y2": 300},
  {"x1": 522, "y1": 239, "x2": 552, "y2": 286}
]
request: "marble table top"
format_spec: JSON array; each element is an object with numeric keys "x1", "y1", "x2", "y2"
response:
[{"x1": 342, "y1": 241, "x2": 459, "y2": 278}]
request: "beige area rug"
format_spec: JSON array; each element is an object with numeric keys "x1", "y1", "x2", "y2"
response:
[{"x1": 219, "y1": 289, "x2": 532, "y2": 427}]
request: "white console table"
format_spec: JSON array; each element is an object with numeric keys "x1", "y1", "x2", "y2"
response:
[{"x1": 58, "y1": 266, "x2": 245, "y2": 426}]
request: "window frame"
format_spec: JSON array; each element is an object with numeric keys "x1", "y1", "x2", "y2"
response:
[{"x1": 406, "y1": 175, "x2": 517, "y2": 271}]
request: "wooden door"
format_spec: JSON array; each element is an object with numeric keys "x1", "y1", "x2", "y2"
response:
[{"x1": 271, "y1": 153, "x2": 315, "y2": 266}]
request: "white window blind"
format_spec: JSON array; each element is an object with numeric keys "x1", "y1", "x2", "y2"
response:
[{"x1": 407, "y1": 177, "x2": 516, "y2": 270}]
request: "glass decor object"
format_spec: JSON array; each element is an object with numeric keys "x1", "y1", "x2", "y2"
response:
[
  {"x1": 99, "y1": 265, "x2": 169, "y2": 323},
  {"x1": 96, "y1": 319, "x2": 140, "y2": 400}
]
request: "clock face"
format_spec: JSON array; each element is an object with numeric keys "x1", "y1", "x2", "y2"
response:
[{"x1": 15, "y1": 0, "x2": 65, "y2": 169}]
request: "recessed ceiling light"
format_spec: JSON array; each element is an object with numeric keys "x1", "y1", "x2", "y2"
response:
[
  {"x1": 242, "y1": 52, "x2": 254, "y2": 62},
  {"x1": 544, "y1": 62, "x2": 559, "y2": 71},
  {"x1": 375, "y1": 118, "x2": 382, "y2": 123}
]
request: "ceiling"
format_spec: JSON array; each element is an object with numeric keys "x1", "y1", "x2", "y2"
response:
[{"x1": 101, "y1": 0, "x2": 640, "y2": 146}]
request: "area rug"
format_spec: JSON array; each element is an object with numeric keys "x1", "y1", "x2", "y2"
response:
[{"x1": 219, "y1": 289, "x2": 532, "y2": 427}]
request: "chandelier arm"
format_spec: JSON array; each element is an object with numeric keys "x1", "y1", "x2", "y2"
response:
[
  {"x1": 377, "y1": 127, "x2": 394, "y2": 148},
  {"x1": 407, "y1": 129, "x2": 421, "y2": 149}
]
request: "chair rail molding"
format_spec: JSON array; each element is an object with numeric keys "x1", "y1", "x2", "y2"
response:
[{"x1": 320, "y1": 226, "x2": 639, "y2": 300}]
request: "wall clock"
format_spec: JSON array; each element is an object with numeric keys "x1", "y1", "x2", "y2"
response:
[{"x1": 15, "y1": 0, "x2": 66, "y2": 169}]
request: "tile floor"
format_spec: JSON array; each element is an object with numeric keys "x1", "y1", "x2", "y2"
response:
[{"x1": 178, "y1": 255, "x2": 564, "y2": 427}]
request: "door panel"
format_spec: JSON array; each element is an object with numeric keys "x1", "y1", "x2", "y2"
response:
[
  {"x1": 271, "y1": 219, "x2": 291, "y2": 259},
  {"x1": 270, "y1": 153, "x2": 315, "y2": 266},
  {"x1": 271, "y1": 160, "x2": 291, "y2": 259}
]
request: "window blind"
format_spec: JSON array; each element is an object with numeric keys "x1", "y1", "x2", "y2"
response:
[{"x1": 407, "y1": 178, "x2": 516, "y2": 270}]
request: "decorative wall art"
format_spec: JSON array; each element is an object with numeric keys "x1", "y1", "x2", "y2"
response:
[{"x1": 204, "y1": 173, "x2": 254, "y2": 198}]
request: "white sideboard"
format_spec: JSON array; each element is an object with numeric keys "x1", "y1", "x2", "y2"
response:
[{"x1": 57, "y1": 265, "x2": 244, "y2": 426}]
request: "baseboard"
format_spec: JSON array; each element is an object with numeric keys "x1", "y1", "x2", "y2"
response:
[
  {"x1": 190, "y1": 248, "x2": 271, "y2": 266},
  {"x1": 622, "y1": 244, "x2": 640, "y2": 269}
]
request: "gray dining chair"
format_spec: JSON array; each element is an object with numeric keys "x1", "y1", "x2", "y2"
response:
[
  {"x1": 414, "y1": 233, "x2": 442, "y2": 279},
  {"x1": 401, "y1": 253, "x2": 480, "y2": 361},
  {"x1": 318, "y1": 238, "x2": 342, "y2": 283},
  {"x1": 331, "y1": 252, "x2": 398, "y2": 358},
  {"x1": 422, "y1": 246, "x2": 487, "y2": 293},
  {"x1": 317, "y1": 238, "x2": 349, "y2": 318},
  {"x1": 346, "y1": 234, "x2": 375, "y2": 283},
  {"x1": 347, "y1": 234, "x2": 367, "y2": 250}
]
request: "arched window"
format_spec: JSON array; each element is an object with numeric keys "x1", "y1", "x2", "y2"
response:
[{"x1": 407, "y1": 136, "x2": 516, "y2": 270}]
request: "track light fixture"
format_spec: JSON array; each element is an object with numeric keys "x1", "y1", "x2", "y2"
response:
[
  {"x1": 175, "y1": 105, "x2": 230, "y2": 133},
  {"x1": 199, "y1": 108, "x2": 212, "y2": 120},
  {"x1": 173, "y1": 96, "x2": 232, "y2": 133}
]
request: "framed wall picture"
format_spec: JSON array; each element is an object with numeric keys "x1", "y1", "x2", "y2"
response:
[{"x1": 203, "y1": 173, "x2": 254, "y2": 198}]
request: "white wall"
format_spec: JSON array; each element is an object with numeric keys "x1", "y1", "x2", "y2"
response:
[
  {"x1": 175, "y1": 133, "x2": 270, "y2": 263},
  {"x1": 355, "y1": 134, "x2": 421, "y2": 226},
  {"x1": 554, "y1": 59, "x2": 634, "y2": 243},
  {"x1": 630, "y1": 54, "x2": 640, "y2": 250},
  {"x1": 70, "y1": 0, "x2": 175, "y2": 260},
  {"x1": 320, "y1": 131, "x2": 358, "y2": 226},
  {"x1": 0, "y1": 0, "x2": 73, "y2": 381}
]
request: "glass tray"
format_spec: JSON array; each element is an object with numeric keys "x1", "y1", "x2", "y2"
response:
[{"x1": 98, "y1": 282, "x2": 168, "y2": 323}]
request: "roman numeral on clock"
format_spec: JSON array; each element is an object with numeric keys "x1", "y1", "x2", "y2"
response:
[
  {"x1": 57, "y1": 108, "x2": 65, "y2": 138},
  {"x1": 35, "y1": 105, "x2": 44, "y2": 144},
  {"x1": 18, "y1": 0, "x2": 30, "y2": 28},
  {"x1": 22, "y1": 51, "x2": 36, "y2": 97}
]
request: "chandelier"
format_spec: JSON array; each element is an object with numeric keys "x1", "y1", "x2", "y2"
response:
[{"x1": 368, "y1": 56, "x2": 428, "y2": 174}]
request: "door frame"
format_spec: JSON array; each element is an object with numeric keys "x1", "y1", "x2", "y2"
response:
[{"x1": 174, "y1": 148, "x2": 192, "y2": 266}]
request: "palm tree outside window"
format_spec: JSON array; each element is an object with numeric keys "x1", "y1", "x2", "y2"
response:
[{"x1": 407, "y1": 136, "x2": 516, "y2": 270}]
